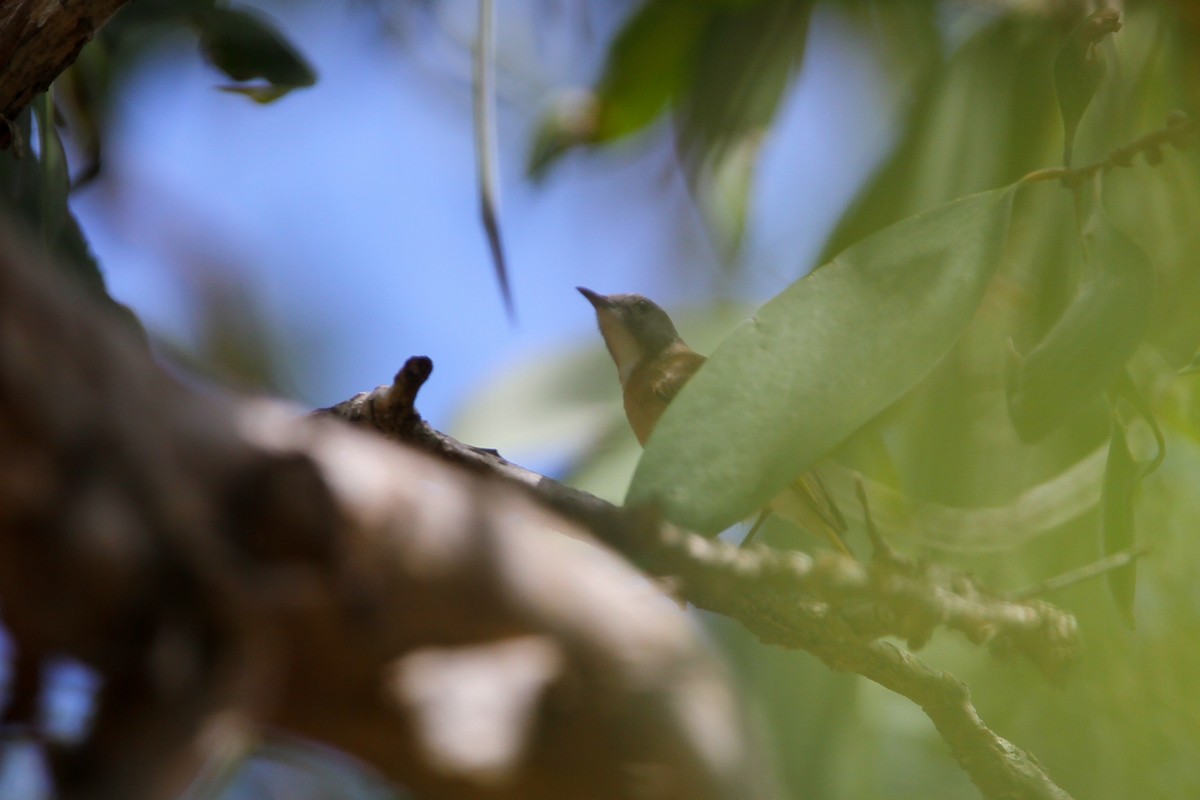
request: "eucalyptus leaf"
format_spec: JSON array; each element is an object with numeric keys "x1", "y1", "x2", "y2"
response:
[
  {"x1": 526, "y1": 0, "x2": 708, "y2": 177},
  {"x1": 591, "y1": 0, "x2": 710, "y2": 143},
  {"x1": 195, "y1": 6, "x2": 315, "y2": 103},
  {"x1": 1006, "y1": 200, "x2": 1154, "y2": 442},
  {"x1": 820, "y1": 15, "x2": 1062, "y2": 262},
  {"x1": 628, "y1": 184, "x2": 1018, "y2": 534},
  {"x1": 1101, "y1": 407, "x2": 1138, "y2": 630},
  {"x1": 1053, "y1": 8, "x2": 1121, "y2": 167},
  {"x1": 674, "y1": 0, "x2": 810, "y2": 257}
]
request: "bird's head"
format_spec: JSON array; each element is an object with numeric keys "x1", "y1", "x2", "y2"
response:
[{"x1": 578, "y1": 287, "x2": 683, "y2": 383}]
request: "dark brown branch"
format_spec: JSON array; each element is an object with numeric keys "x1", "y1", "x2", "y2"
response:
[
  {"x1": 317, "y1": 356, "x2": 1081, "y2": 800},
  {"x1": 0, "y1": 0, "x2": 132, "y2": 141}
]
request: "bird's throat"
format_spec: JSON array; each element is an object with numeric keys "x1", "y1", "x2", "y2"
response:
[{"x1": 598, "y1": 312, "x2": 646, "y2": 386}]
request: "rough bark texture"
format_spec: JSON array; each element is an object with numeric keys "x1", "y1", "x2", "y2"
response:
[{"x1": 0, "y1": 0, "x2": 130, "y2": 134}]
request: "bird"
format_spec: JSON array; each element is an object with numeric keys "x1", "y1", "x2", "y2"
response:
[{"x1": 578, "y1": 287, "x2": 851, "y2": 555}]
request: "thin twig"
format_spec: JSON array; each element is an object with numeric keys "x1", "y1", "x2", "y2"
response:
[
  {"x1": 740, "y1": 507, "x2": 770, "y2": 548},
  {"x1": 855, "y1": 473, "x2": 904, "y2": 566},
  {"x1": 1022, "y1": 112, "x2": 1194, "y2": 188},
  {"x1": 1011, "y1": 544, "x2": 1152, "y2": 600}
]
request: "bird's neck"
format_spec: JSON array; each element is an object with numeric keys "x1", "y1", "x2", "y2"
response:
[{"x1": 598, "y1": 319, "x2": 659, "y2": 386}]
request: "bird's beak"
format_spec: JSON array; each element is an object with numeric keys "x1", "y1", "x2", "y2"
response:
[{"x1": 577, "y1": 286, "x2": 612, "y2": 310}]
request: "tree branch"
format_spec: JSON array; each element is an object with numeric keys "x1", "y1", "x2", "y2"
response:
[
  {"x1": 0, "y1": 223, "x2": 764, "y2": 800},
  {"x1": 318, "y1": 357, "x2": 1081, "y2": 800},
  {"x1": 0, "y1": 0, "x2": 131, "y2": 143}
]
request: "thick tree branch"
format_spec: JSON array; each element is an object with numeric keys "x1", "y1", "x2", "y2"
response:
[
  {"x1": 0, "y1": 223, "x2": 763, "y2": 800},
  {"x1": 0, "y1": 0, "x2": 131, "y2": 141},
  {"x1": 318, "y1": 358, "x2": 1080, "y2": 800}
]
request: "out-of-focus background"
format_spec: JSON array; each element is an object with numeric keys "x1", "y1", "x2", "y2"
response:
[
  {"x1": 72, "y1": 1, "x2": 892, "y2": 472},
  {"x1": 5, "y1": 1, "x2": 1200, "y2": 798}
]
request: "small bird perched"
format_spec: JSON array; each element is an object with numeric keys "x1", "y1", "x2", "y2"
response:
[{"x1": 578, "y1": 287, "x2": 851, "y2": 554}]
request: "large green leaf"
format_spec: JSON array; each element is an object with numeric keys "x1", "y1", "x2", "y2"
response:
[
  {"x1": 627, "y1": 184, "x2": 1018, "y2": 533},
  {"x1": 1053, "y1": 8, "x2": 1122, "y2": 167}
]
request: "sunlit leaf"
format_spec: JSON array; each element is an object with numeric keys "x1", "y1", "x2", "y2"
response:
[
  {"x1": 1006, "y1": 200, "x2": 1154, "y2": 442},
  {"x1": 628, "y1": 184, "x2": 1018, "y2": 533},
  {"x1": 1101, "y1": 406, "x2": 1138, "y2": 629},
  {"x1": 195, "y1": 6, "x2": 316, "y2": 103}
]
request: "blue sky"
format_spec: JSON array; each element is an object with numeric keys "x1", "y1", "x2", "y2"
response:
[{"x1": 71, "y1": 0, "x2": 892, "y2": 443}]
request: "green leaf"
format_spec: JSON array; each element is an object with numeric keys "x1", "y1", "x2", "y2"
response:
[
  {"x1": 34, "y1": 92, "x2": 70, "y2": 247},
  {"x1": 819, "y1": 16, "x2": 1063, "y2": 262},
  {"x1": 195, "y1": 6, "x2": 316, "y2": 103},
  {"x1": 674, "y1": 0, "x2": 809, "y2": 166},
  {"x1": 1101, "y1": 406, "x2": 1138, "y2": 629},
  {"x1": 591, "y1": 0, "x2": 711, "y2": 142},
  {"x1": 676, "y1": 0, "x2": 810, "y2": 258},
  {"x1": 526, "y1": 0, "x2": 709, "y2": 177},
  {"x1": 1006, "y1": 200, "x2": 1154, "y2": 442},
  {"x1": 627, "y1": 184, "x2": 1018, "y2": 534},
  {"x1": 0, "y1": 109, "x2": 144, "y2": 337},
  {"x1": 1053, "y1": 8, "x2": 1122, "y2": 167}
]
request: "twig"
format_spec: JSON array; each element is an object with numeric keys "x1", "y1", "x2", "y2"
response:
[
  {"x1": 1011, "y1": 544, "x2": 1152, "y2": 600},
  {"x1": 1022, "y1": 111, "x2": 1195, "y2": 188},
  {"x1": 739, "y1": 508, "x2": 770, "y2": 548},
  {"x1": 855, "y1": 473, "x2": 904, "y2": 566}
]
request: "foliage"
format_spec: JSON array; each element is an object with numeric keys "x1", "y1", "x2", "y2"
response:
[
  {"x1": 6, "y1": 0, "x2": 1200, "y2": 798},
  {"x1": 467, "y1": 2, "x2": 1200, "y2": 798}
]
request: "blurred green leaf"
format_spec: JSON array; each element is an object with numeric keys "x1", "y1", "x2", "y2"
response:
[
  {"x1": 527, "y1": 0, "x2": 711, "y2": 178},
  {"x1": 531, "y1": 0, "x2": 810, "y2": 257},
  {"x1": 1101, "y1": 405, "x2": 1138, "y2": 629},
  {"x1": 1054, "y1": 8, "x2": 1122, "y2": 167},
  {"x1": 1006, "y1": 198, "x2": 1154, "y2": 443},
  {"x1": 0, "y1": 109, "x2": 143, "y2": 336},
  {"x1": 57, "y1": 40, "x2": 113, "y2": 188},
  {"x1": 34, "y1": 92, "x2": 70, "y2": 247},
  {"x1": 592, "y1": 0, "x2": 711, "y2": 142},
  {"x1": 628, "y1": 184, "x2": 1018, "y2": 534},
  {"x1": 195, "y1": 6, "x2": 316, "y2": 103},
  {"x1": 674, "y1": 0, "x2": 809, "y2": 162},
  {"x1": 820, "y1": 14, "x2": 1065, "y2": 261},
  {"x1": 675, "y1": 0, "x2": 810, "y2": 255}
]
